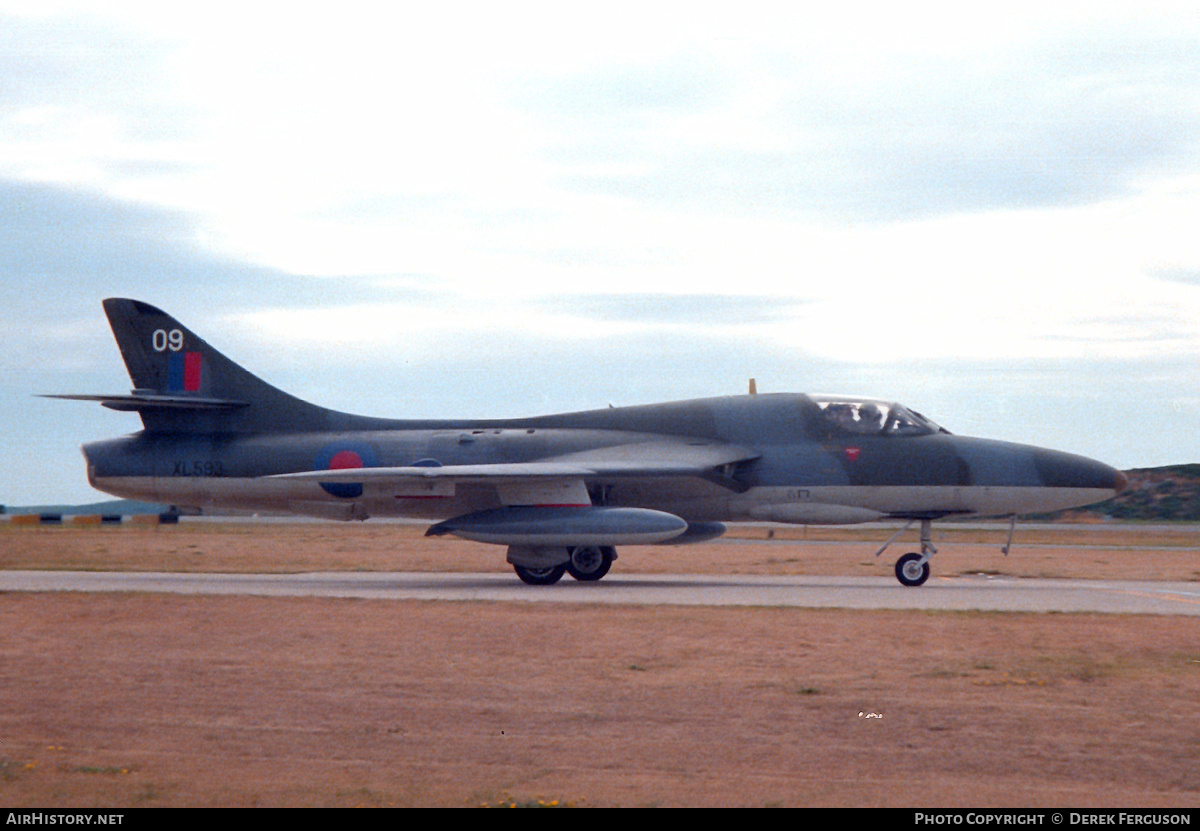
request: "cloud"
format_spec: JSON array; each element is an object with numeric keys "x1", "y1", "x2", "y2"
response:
[
  {"x1": 3, "y1": 5, "x2": 1200, "y2": 505},
  {"x1": 1152, "y1": 268, "x2": 1200, "y2": 286},
  {"x1": 536, "y1": 293, "x2": 809, "y2": 325},
  {"x1": 530, "y1": 36, "x2": 1200, "y2": 222},
  {"x1": 0, "y1": 179, "x2": 380, "y2": 376},
  {"x1": 0, "y1": 14, "x2": 166, "y2": 110}
]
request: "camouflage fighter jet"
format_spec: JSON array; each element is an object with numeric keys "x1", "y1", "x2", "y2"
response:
[{"x1": 48, "y1": 299, "x2": 1127, "y2": 586}]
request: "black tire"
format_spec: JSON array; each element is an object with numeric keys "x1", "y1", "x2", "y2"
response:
[
  {"x1": 895, "y1": 552, "x2": 930, "y2": 587},
  {"x1": 513, "y1": 563, "x2": 567, "y2": 585},
  {"x1": 565, "y1": 546, "x2": 614, "y2": 582}
]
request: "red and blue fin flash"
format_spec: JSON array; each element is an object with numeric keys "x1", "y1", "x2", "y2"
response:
[{"x1": 166, "y1": 352, "x2": 203, "y2": 392}]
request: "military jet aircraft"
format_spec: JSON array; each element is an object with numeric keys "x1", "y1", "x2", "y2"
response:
[{"x1": 49, "y1": 298, "x2": 1127, "y2": 586}]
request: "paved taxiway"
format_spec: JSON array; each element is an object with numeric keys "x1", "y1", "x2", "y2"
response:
[{"x1": 1, "y1": 570, "x2": 1197, "y2": 615}]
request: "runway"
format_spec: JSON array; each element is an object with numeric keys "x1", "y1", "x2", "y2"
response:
[{"x1": 1, "y1": 570, "x2": 1197, "y2": 615}]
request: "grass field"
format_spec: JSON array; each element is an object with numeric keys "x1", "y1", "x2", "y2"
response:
[
  {"x1": 0, "y1": 520, "x2": 1197, "y2": 808},
  {"x1": 2, "y1": 518, "x2": 1198, "y2": 581}
]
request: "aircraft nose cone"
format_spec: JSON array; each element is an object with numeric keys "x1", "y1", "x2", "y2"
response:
[{"x1": 1033, "y1": 449, "x2": 1126, "y2": 495}]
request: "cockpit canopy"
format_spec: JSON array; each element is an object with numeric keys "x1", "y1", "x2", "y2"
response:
[{"x1": 811, "y1": 396, "x2": 947, "y2": 437}]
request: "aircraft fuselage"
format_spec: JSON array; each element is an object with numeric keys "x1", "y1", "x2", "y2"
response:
[{"x1": 83, "y1": 393, "x2": 1121, "y2": 524}]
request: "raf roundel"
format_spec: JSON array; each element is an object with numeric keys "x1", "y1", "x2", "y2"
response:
[
  {"x1": 319, "y1": 449, "x2": 367, "y2": 498},
  {"x1": 329, "y1": 450, "x2": 363, "y2": 470}
]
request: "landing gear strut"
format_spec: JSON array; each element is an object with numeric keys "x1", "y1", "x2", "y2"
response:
[{"x1": 876, "y1": 518, "x2": 936, "y2": 587}]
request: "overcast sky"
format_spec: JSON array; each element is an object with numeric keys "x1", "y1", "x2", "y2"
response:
[{"x1": 3, "y1": 1, "x2": 1200, "y2": 505}]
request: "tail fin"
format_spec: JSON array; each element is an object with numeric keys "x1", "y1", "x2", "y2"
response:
[{"x1": 52, "y1": 298, "x2": 351, "y2": 434}]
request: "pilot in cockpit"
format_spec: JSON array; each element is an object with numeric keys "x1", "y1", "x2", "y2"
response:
[{"x1": 857, "y1": 402, "x2": 884, "y2": 434}]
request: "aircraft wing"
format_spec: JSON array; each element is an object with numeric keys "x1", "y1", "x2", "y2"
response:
[
  {"x1": 270, "y1": 440, "x2": 759, "y2": 489},
  {"x1": 276, "y1": 461, "x2": 596, "y2": 482}
]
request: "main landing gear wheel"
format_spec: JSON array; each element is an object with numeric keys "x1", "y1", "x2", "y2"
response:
[
  {"x1": 895, "y1": 552, "x2": 930, "y2": 587},
  {"x1": 513, "y1": 563, "x2": 567, "y2": 585},
  {"x1": 565, "y1": 546, "x2": 615, "y2": 582}
]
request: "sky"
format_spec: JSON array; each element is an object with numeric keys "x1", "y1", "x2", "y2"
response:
[{"x1": 2, "y1": 1, "x2": 1200, "y2": 505}]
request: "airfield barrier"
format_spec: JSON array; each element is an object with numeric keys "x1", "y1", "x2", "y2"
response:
[
  {"x1": 2, "y1": 512, "x2": 177, "y2": 526},
  {"x1": 129, "y1": 513, "x2": 181, "y2": 526}
]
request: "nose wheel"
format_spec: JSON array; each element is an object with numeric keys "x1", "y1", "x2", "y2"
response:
[
  {"x1": 895, "y1": 552, "x2": 930, "y2": 587},
  {"x1": 876, "y1": 518, "x2": 936, "y2": 587}
]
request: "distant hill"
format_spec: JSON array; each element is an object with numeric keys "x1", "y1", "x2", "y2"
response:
[{"x1": 1051, "y1": 464, "x2": 1200, "y2": 522}]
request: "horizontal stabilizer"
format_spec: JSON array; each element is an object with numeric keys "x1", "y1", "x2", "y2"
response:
[
  {"x1": 44, "y1": 298, "x2": 365, "y2": 433},
  {"x1": 41, "y1": 393, "x2": 248, "y2": 412}
]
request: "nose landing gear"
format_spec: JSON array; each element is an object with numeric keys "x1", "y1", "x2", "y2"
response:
[{"x1": 876, "y1": 518, "x2": 936, "y2": 587}]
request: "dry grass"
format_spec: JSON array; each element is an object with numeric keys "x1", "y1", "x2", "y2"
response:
[
  {"x1": 0, "y1": 520, "x2": 1198, "y2": 807},
  {"x1": 2, "y1": 519, "x2": 1198, "y2": 581}
]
